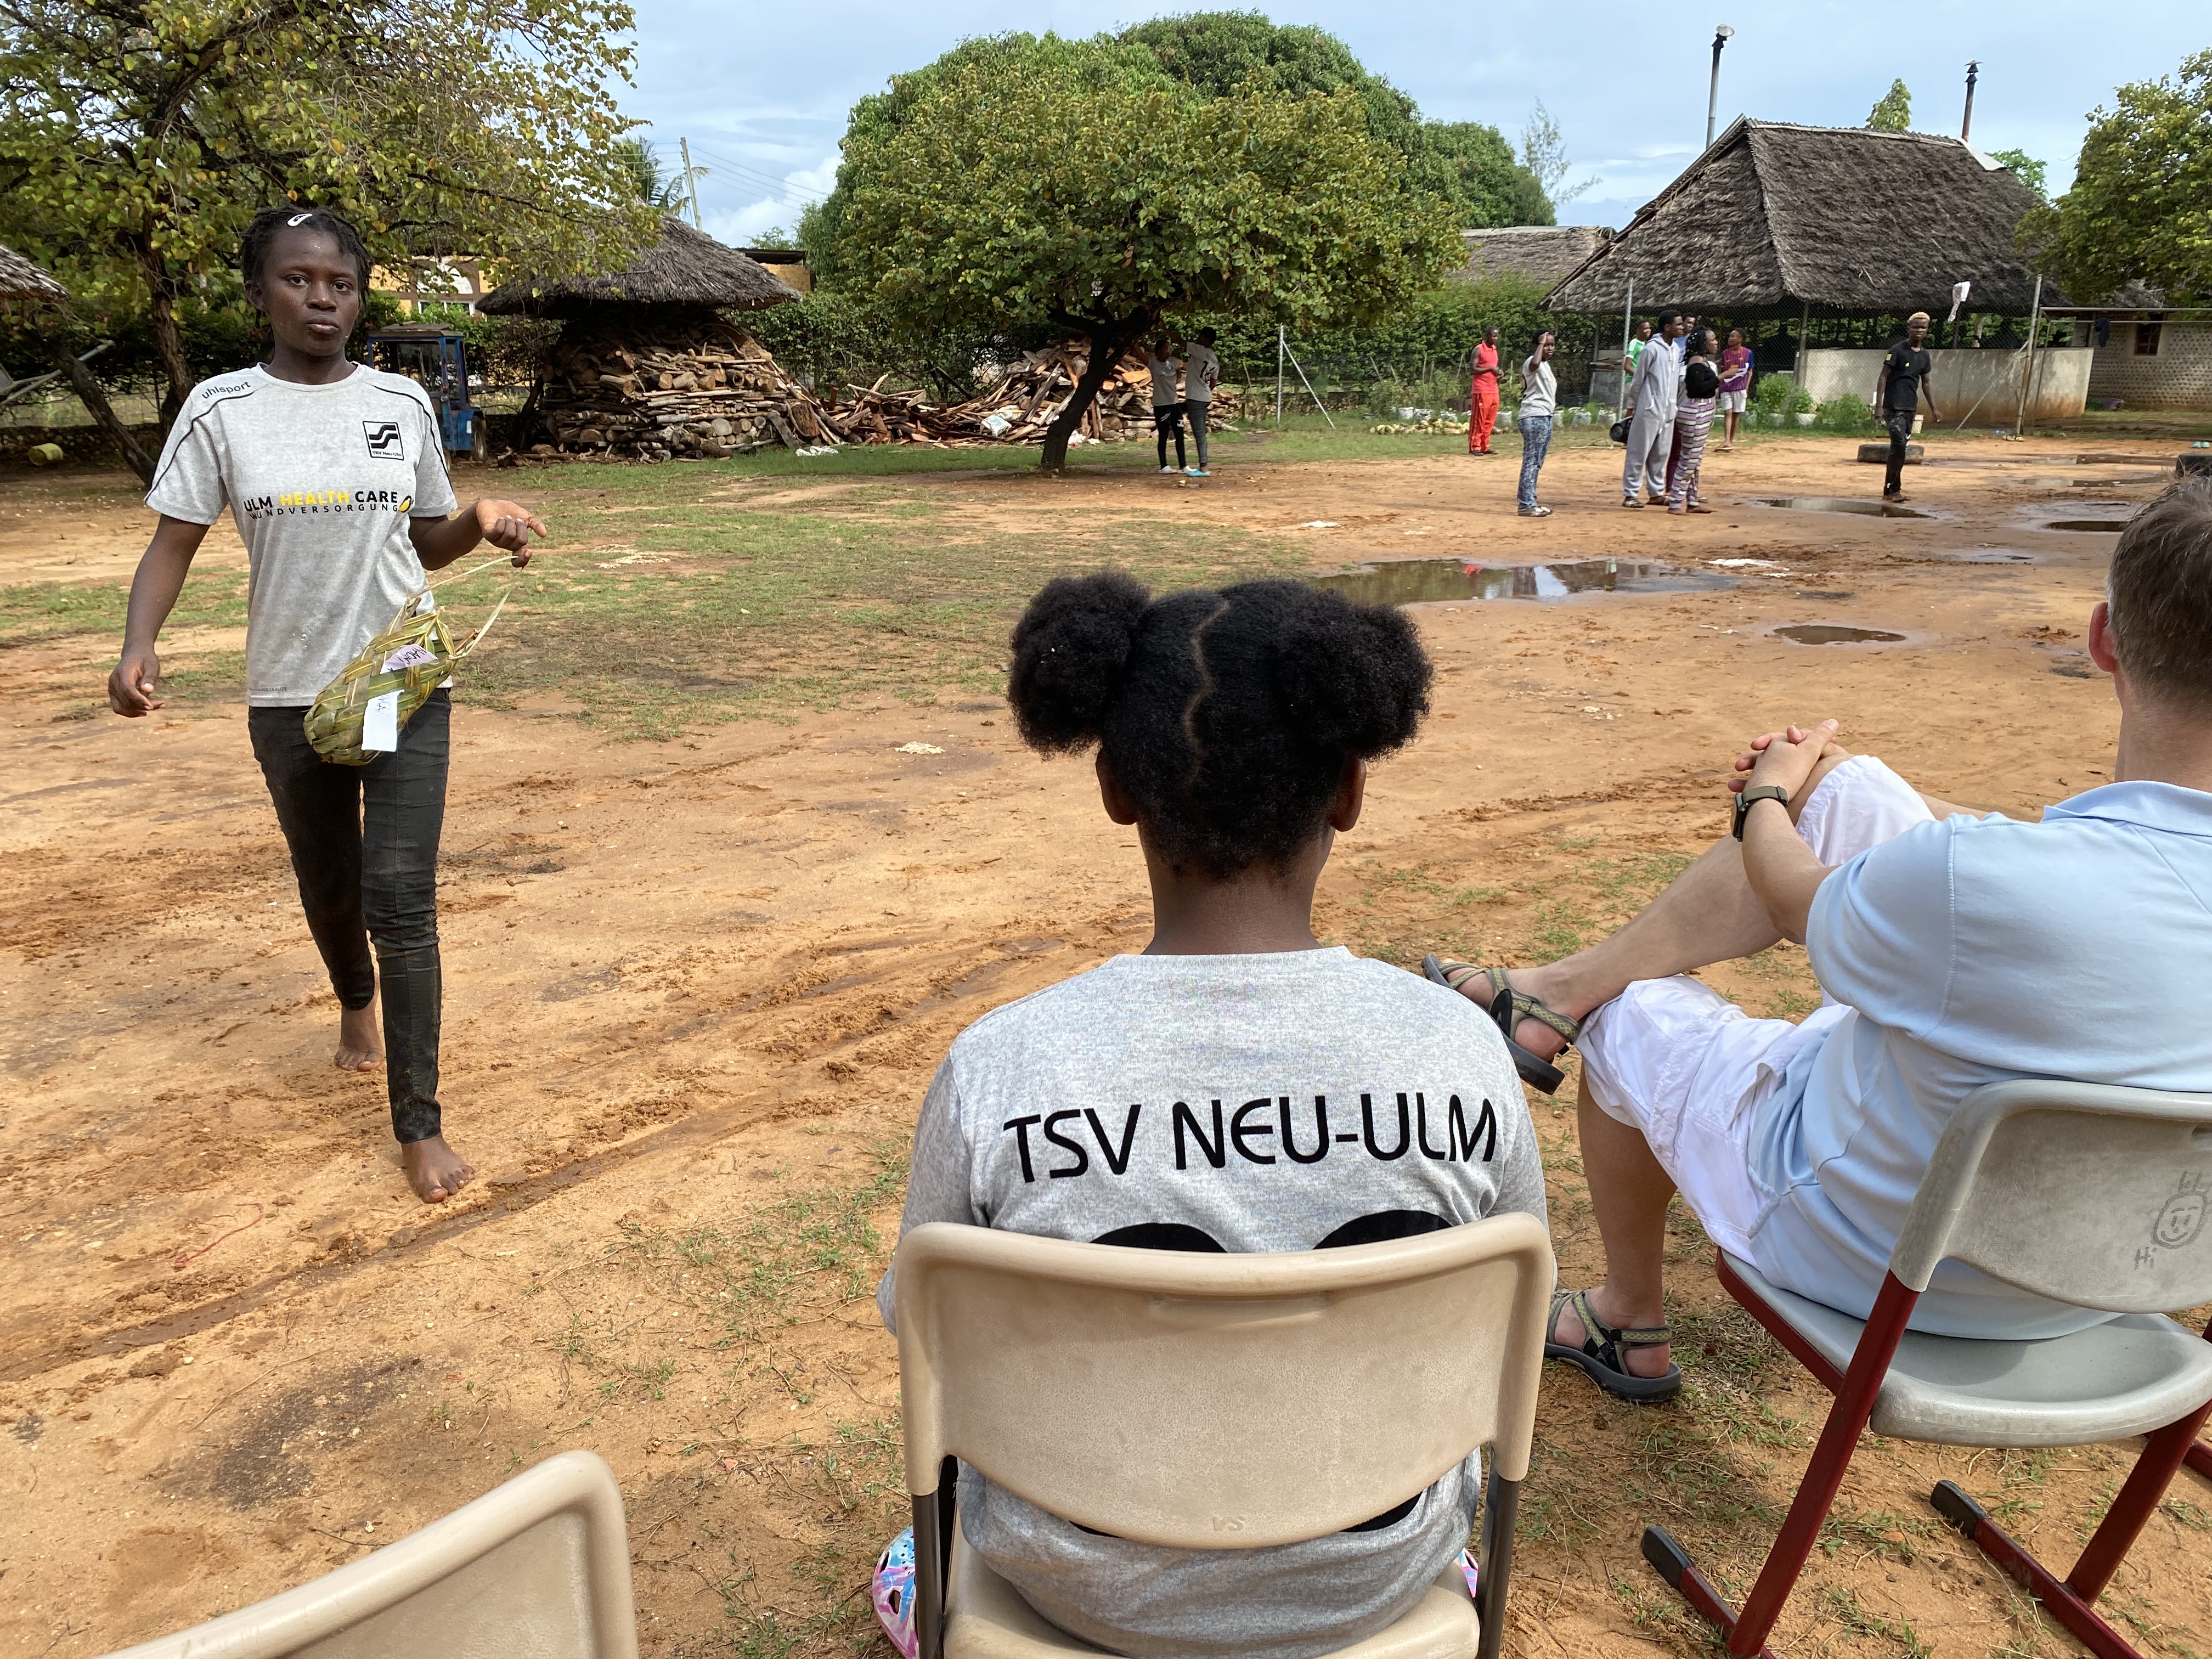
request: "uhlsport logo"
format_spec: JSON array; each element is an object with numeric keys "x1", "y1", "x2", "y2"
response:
[{"x1": 363, "y1": 419, "x2": 404, "y2": 459}]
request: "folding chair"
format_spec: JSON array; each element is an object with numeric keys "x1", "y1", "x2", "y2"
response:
[
  {"x1": 891, "y1": 1214, "x2": 1555, "y2": 1659},
  {"x1": 1641, "y1": 1080, "x2": 2212, "y2": 1659},
  {"x1": 100, "y1": 1449, "x2": 636, "y2": 1659}
]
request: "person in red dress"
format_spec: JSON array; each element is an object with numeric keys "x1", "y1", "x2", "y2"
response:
[{"x1": 1467, "y1": 327, "x2": 1500, "y2": 455}]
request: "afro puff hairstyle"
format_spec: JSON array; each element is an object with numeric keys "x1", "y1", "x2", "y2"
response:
[
  {"x1": 239, "y1": 205, "x2": 373, "y2": 291},
  {"x1": 1007, "y1": 573, "x2": 1432, "y2": 876}
]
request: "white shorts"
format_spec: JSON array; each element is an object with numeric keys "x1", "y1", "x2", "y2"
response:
[
  {"x1": 1718, "y1": 389, "x2": 1748, "y2": 413},
  {"x1": 1576, "y1": 756, "x2": 1933, "y2": 1256}
]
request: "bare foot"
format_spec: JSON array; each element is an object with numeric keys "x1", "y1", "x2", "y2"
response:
[
  {"x1": 401, "y1": 1135, "x2": 475, "y2": 1203},
  {"x1": 1552, "y1": 1286, "x2": 1673, "y2": 1378},
  {"x1": 335, "y1": 1003, "x2": 382, "y2": 1073}
]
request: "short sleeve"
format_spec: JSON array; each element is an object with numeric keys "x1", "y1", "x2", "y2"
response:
[
  {"x1": 410, "y1": 394, "x2": 459, "y2": 518},
  {"x1": 874, "y1": 1056, "x2": 979, "y2": 1333},
  {"x1": 144, "y1": 404, "x2": 228, "y2": 524},
  {"x1": 1804, "y1": 819, "x2": 1957, "y2": 1035}
]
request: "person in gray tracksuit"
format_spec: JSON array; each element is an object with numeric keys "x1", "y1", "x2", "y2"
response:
[{"x1": 1622, "y1": 311, "x2": 1688, "y2": 507}]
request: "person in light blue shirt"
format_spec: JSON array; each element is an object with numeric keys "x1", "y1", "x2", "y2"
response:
[{"x1": 1425, "y1": 477, "x2": 2212, "y2": 1401}]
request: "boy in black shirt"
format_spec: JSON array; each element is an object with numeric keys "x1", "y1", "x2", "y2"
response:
[{"x1": 1874, "y1": 311, "x2": 1942, "y2": 500}]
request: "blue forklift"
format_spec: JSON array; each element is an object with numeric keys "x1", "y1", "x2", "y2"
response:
[{"x1": 366, "y1": 326, "x2": 486, "y2": 459}]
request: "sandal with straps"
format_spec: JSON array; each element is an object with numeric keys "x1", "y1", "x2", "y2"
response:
[
  {"x1": 1420, "y1": 957, "x2": 1580, "y2": 1095},
  {"x1": 1547, "y1": 1288, "x2": 1681, "y2": 1403}
]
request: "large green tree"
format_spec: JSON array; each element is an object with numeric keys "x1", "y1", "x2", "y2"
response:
[
  {"x1": 2023, "y1": 50, "x2": 2212, "y2": 304},
  {"x1": 0, "y1": 0, "x2": 655, "y2": 453},
  {"x1": 1120, "y1": 11, "x2": 1550, "y2": 227},
  {"x1": 833, "y1": 33, "x2": 1461, "y2": 470}
]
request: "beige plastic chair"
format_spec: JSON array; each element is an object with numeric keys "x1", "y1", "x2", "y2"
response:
[
  {"x1": 99, "y1": 1449, "x2": 636, "y2": 1659},
  {"x1": 1641, "y1": 1080, "x2": 2212, "y2": 1659},
  {"x1": 891, "y1": 1214, "x2": 1555, "y2": 1659}
]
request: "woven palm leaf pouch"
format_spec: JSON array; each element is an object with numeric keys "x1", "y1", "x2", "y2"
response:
[{"x1": 304, "y1": 581, "x2": 508, "y2": 765}]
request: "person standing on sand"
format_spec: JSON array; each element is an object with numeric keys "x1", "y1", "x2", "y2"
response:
[
  {"x1": 1875, "y1": 312, "x2": 1942, "y2": 502},
  {"x1": 105, "y1": 206, "x2": 545, "y2": 1205},
  {"x1": 1667, "y1": 329, "x2": 1721, "y2": 514},
  {"x1": 1622, "y1": 311, "x2": 1687, "y2": 508},
  {"x1": 1147, "y1": 337, "x2": 1187, "y2": 475},
  {"x1": 1182, "y1": 327, "x2": 1221, "y2": 478},
  {"x1": 1517, "y1": 329, "x2": 1559, "y2": 517},
  {"x1": 1717, "y1": 329, "x2": 1752, "y2": 450},
  {"x1": 1467, "y1": 326, "x2": 1502, "y2": 455}
]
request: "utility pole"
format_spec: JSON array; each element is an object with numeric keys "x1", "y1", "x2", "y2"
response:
[
  {"x1": 1961, "y1": 61, "x2": 1979, "y2": 142},
  {"x1": 1706, "y1": 26, "x2": 1734, "y2": 150},
  {"x1": 2013, "y1": 273, "x2": 2044, "y2": 435},
  {"x1": 679, "y1": 136, "x2": 703, "y2": 230}
]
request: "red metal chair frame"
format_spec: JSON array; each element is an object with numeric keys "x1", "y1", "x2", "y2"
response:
[{"x1": 1641, "y1": 1257, "x2": 2212, "y2": 1659}]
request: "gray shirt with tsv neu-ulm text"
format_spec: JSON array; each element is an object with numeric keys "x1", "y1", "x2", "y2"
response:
[
  {"x1": 144, "y1": 364, "x2": 458, "y2": 706},
  {"x1": 878, "y1": 947, "x2": 1547, "y2": 1659}
]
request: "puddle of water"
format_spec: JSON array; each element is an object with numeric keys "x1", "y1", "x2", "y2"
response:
[
  {"x1": 2023, "y1": 476, "x2": 2130, "y2": 488},
  {"x1": 2044, "y1": 518, "x2": 2134, "y2": 533},
  {"x1": 1775, "y1": 624, "x2": 1906, "y2": 646},
  {"x1": 1943, "y1": 548, "x2": 2036, "y2": 563},
  {"x1": 1311, "y1": 557, "x2": 1730, "y2": 606},
  {"x1": 1755, "y1": 496, "x2": 1933, "y2": 519}
]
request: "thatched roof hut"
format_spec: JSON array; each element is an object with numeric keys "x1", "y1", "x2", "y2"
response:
[
  {"x1": 1545, "y1": 120, "x2": 2059, "y2": 318},
  {"x1": 1451, "y1": 227, "x2": 1611, "y2": 287},
  {"x1": 0, "y1": 242, "x2": 65, "y2": 303},
  {"x1": 478, "y1": 216, "x2": 797, "y2": 319}
]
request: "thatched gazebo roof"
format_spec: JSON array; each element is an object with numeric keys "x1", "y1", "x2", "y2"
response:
[
  {"x1": 1544, "y1": 120, "x2": 2061, "y2": 318},
  {"x1": 1451, "y1": 227, "x2": 1612, "y2": 287},
  {"x1": 0, "y1": 242, "x2": 66, "y2": 303},
  {"x1": 478, "y1": 216, "x2": 797, "y2": 318}
]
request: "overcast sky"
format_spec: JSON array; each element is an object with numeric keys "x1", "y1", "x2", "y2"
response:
[{"x1": 627, "y1": 2, "x2": 2201, "y2": 247}]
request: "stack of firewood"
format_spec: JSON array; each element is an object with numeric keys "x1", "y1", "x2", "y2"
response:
[
  {"x1": 534, "y1": 313, "x2": 834, "y2": 459},
  {"x1": 532, "y1": 326, "x2": 1235, "y2": 459}
]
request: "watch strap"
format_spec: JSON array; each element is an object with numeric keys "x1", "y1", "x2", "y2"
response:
[{"x1": 1733, "y1": 785, "x2": 1791, "y2": 840}]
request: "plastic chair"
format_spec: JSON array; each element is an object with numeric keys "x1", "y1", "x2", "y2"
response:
[
  {"x1": 1640, "y1": 1081, "x2": 2212, "y2": 1659},
  {"x1": 891, "y1": 1214, "x2": 1555, "y2": 1659},
  {"x1": 99, "y1": 1449, "x2": 636, "y2": 1659}
]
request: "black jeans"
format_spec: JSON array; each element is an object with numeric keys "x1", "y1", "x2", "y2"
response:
[
  {"x1": 1154, "y1": 403, "x2": 1186, "y2": 469},
  {"x1": 1883, "y1": 410, "x2": 1914, "y2": 496},
  {"x1": 248, "y1": 690, "x2": 448, "y2": 1143}
]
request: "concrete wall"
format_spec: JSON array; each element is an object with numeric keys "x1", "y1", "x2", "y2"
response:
[
  {"x1": 1799, "y1": 346, "x2": 2091, "y2": 426},
  {"x1": 2082, "y1": 321, "x2": 2212, "y2": 410}
]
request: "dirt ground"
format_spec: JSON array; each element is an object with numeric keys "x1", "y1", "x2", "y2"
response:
[{"x1": 3, "y1": 432, "x2": 2208, "y2": 1658}]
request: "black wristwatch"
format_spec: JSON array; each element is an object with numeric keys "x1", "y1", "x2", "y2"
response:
[{"x1": 1732, "y1": 785, "x2": 1791, "y2": 840}]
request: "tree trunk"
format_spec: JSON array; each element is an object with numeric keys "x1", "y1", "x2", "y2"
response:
[
  {"x1": 46, "y1": 337, "x2": 157, "y2": 484},
  {"x1": 131, "y1": 235, "x2": 195, "y2": 433},
  {"x1": 1039, "y1": 314, "x2": 1153, "y2": 472}
]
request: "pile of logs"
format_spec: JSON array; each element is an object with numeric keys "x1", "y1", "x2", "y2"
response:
[
  {"x1": 533, "y1": 312, "x2": 835, "y2": 460},
  {"x1": 530, "y1": 325, "x2": 1237, "y2": 460}
]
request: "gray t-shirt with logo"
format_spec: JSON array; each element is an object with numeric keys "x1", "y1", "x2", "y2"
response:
[
  {"x1": 144, "y1": 364, "x2": 458, "y2": 706},
  {"x1": 878, "y1": 947, "x2": 1547, "y2": 1659}
]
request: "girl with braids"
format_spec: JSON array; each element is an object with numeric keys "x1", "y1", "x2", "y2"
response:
[
  {"x1": 866, "y1": 575, "x2": 1546, "y2": 1659},
  {"x1": 107, "y1": 206, "x2": 546, "y2": 1204}
]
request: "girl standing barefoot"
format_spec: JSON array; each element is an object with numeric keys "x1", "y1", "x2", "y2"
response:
[{"x1": 107, "y1": 206, "x2": 545, "y2": 1204}]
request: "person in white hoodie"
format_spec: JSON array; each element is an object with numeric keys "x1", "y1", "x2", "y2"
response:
[{"x1": 1621, "y1": 311, "x2": 1688, "y2": 507}]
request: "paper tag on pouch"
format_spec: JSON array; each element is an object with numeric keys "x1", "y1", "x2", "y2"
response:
[
  {"x1": 362, "y1": 690, "x2": 400, "y2": 752},
  {"x1": 382, "y1": 642, "x2": 438, "y2": 672}
]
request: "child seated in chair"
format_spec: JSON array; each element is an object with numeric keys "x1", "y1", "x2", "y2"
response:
[{"x1": 870, "y1": 574, "x2": 1547, "y2": 1659}]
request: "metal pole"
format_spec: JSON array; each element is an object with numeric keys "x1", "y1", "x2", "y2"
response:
[
  {"x1": 679, "y1": 136, "x2": 703, "y2": 230},
  {"x1": 2013, "y1": 273, "x2": 2044, "y2": 436},
  {"x1": 1276, "y1": 326, "x2": 1285, "y2": 428},
  {"x1": 1706, "y1": 27, "x2": 1734, "y2": 150},
  {"x1": 1961, "y1": 61, "x2": 1979, "y2": 143},
  {"x1": 1618, "y1": 276, "x2": 1634, "y2": 419}
]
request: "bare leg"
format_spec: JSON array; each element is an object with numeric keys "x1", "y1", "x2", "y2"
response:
[
  {"x1": 336, "y1": 999, "x2": 381, "y2": 1073},
  {"x1": 1552, "y1": 1077, "x2": 1678, "y2": 1376},
  {"x1": 1464, "y1": 747, "x2": 1856, "y2": 1057}
]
